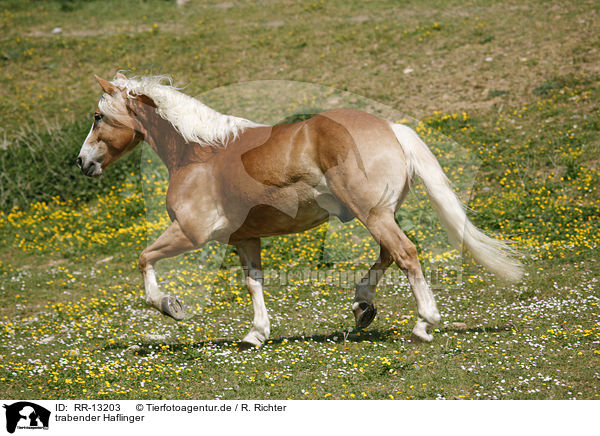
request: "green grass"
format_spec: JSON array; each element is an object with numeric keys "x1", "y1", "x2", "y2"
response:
[{"x1": 0, "y1": 0, "x2": 599, "y2": 400}]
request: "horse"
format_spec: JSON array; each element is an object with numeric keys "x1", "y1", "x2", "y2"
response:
[{"x1": 77, "y1": 73, "x2": 523, "y2": 346}]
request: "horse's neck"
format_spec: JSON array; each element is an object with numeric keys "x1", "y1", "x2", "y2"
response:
[
  {"x1": 143, "y1": 114, "x2": 186, "y2": 171},
  {"x1": 133, "y1": 99, "x2": 212, "y2": 172}
]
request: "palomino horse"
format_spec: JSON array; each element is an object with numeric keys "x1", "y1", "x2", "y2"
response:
[{"x1": 77, "y1": 73, "x2": 522, "y2": 346}]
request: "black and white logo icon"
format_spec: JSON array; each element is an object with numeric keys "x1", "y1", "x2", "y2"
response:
[{"x1": 3, "y1": 402, "x2": 50, "y2": 434}]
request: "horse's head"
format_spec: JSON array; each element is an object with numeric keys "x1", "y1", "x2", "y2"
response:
[{"x1": 77, "y1": 74, "x2": 143, "y2": 177}]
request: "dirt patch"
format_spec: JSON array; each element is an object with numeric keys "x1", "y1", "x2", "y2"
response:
[
  {"x1": 265, "y1": 20, "x2": 285, "y2": 28},
  {"x1": 214, "y1": 2, "x2": 234, "y2": 9},
  {"x1": 347, "y1": 15, "x2": 370, "y2": 23}
]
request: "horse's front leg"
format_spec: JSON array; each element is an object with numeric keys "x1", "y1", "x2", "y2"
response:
[
  {"x1": 138, "y1": 219, "x2": 198, "y2": 320},
  {"x1": 236, "y1": 238, "x2": 270, "y2": 347}
]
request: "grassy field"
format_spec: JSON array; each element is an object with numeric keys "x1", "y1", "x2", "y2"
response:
[{"x1": 0, "y1": 0, "x2": 599, "y2": 400}]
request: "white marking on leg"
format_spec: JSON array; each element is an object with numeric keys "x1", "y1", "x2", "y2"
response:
[
  {"x1": 242, "y1": 274, "x2": 270, "y2": 345},
  {"x1": 408, "y1": 271, "x2": 440, "y2": 342},
  {"x1": 142, "y1": 264, "x2": 165, "y2": 308}
]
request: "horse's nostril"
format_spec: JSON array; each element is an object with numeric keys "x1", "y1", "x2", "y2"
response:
[{"x1": 76, "y1": 156, "x2": 83, "y2": 168}]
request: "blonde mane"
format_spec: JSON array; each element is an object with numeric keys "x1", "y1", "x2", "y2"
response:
[{"x1": 99, "y1": 75, "x2": 263, "y2": 147}]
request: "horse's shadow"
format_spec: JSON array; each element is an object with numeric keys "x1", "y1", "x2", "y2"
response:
[
  {"x1": 446, "y1": 325, "x2": 515, "y2": 334},
  {"x1": 101, "y1": 328, "x2": 397, "y2": 354},
  {"x1": 102, "y1": 323, "x2": 515, "y2": 354}
]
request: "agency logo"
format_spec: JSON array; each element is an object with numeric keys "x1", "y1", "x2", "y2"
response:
[{"x1": 2, "y1": 402, "x2": 50, "y2": 434}]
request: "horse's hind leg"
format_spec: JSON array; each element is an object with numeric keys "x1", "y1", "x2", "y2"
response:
[
  {"x1": 138, "y1": 220, "x2": 197, "y2": 320},
  {"x1": 353, "y1": 245, "x2": 393, "y2": 330},
  {"x1": 366, "y1": 211, "x2": 441, "y2": 342},
  {"x1": 236, "y1": 238, "x2": 270, "y2": 348},
  {"x1": 323, "y1": 177, "x2": 439, "y2": 339}
]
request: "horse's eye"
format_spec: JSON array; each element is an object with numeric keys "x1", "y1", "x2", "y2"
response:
[{"x1": 94, "y1": 113, "x2": 103, "y2": 122}]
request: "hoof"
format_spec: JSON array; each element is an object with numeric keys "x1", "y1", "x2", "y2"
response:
[
  {"x1": 160, "y1": 295, "x2": 185, "y2": 321},
  {"x1": 237, "y1": 341, "x2": 259, "y2": 351},
  {"x1": 410, "y1": 319, "x2": 434, "y2": 343},
  {"x1": 409, "y1": 331, "x2": 434, "y2": 343},
  {"x1": 240, "y1": 330, "x2": 265, "y2": 349},
  {"x1": 353, "y1": 301, "x2": 377, "y2": 330}
]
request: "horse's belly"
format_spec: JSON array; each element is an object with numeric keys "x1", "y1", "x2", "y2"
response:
[
  {"x1": 227, "y1": 184, "x2": 352, "y2": 241},
  {"x1": 226, "y1": 202, "x2": 326, "y2": 240}
]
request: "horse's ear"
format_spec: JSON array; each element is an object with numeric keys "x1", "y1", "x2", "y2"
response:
[
  {"x1": 115, "y1": 72, "x2": 127, "y2": 80},
  {"x1": 95, "y1": 75, "x2": 117, "y2": 95}
]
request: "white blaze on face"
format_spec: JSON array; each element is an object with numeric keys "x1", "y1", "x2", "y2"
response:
[{"x1": 77, "y1": 122, "x2": 106, "y2": 177}]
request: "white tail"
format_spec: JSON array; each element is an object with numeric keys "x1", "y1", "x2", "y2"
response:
[{"x1": 390, "y1": 123, "x2": 523, "y2": 282}]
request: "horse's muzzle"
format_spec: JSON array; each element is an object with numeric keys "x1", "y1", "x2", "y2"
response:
[{"x1": 76, "y1": 156, "x2": 102, "y2": 177}]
